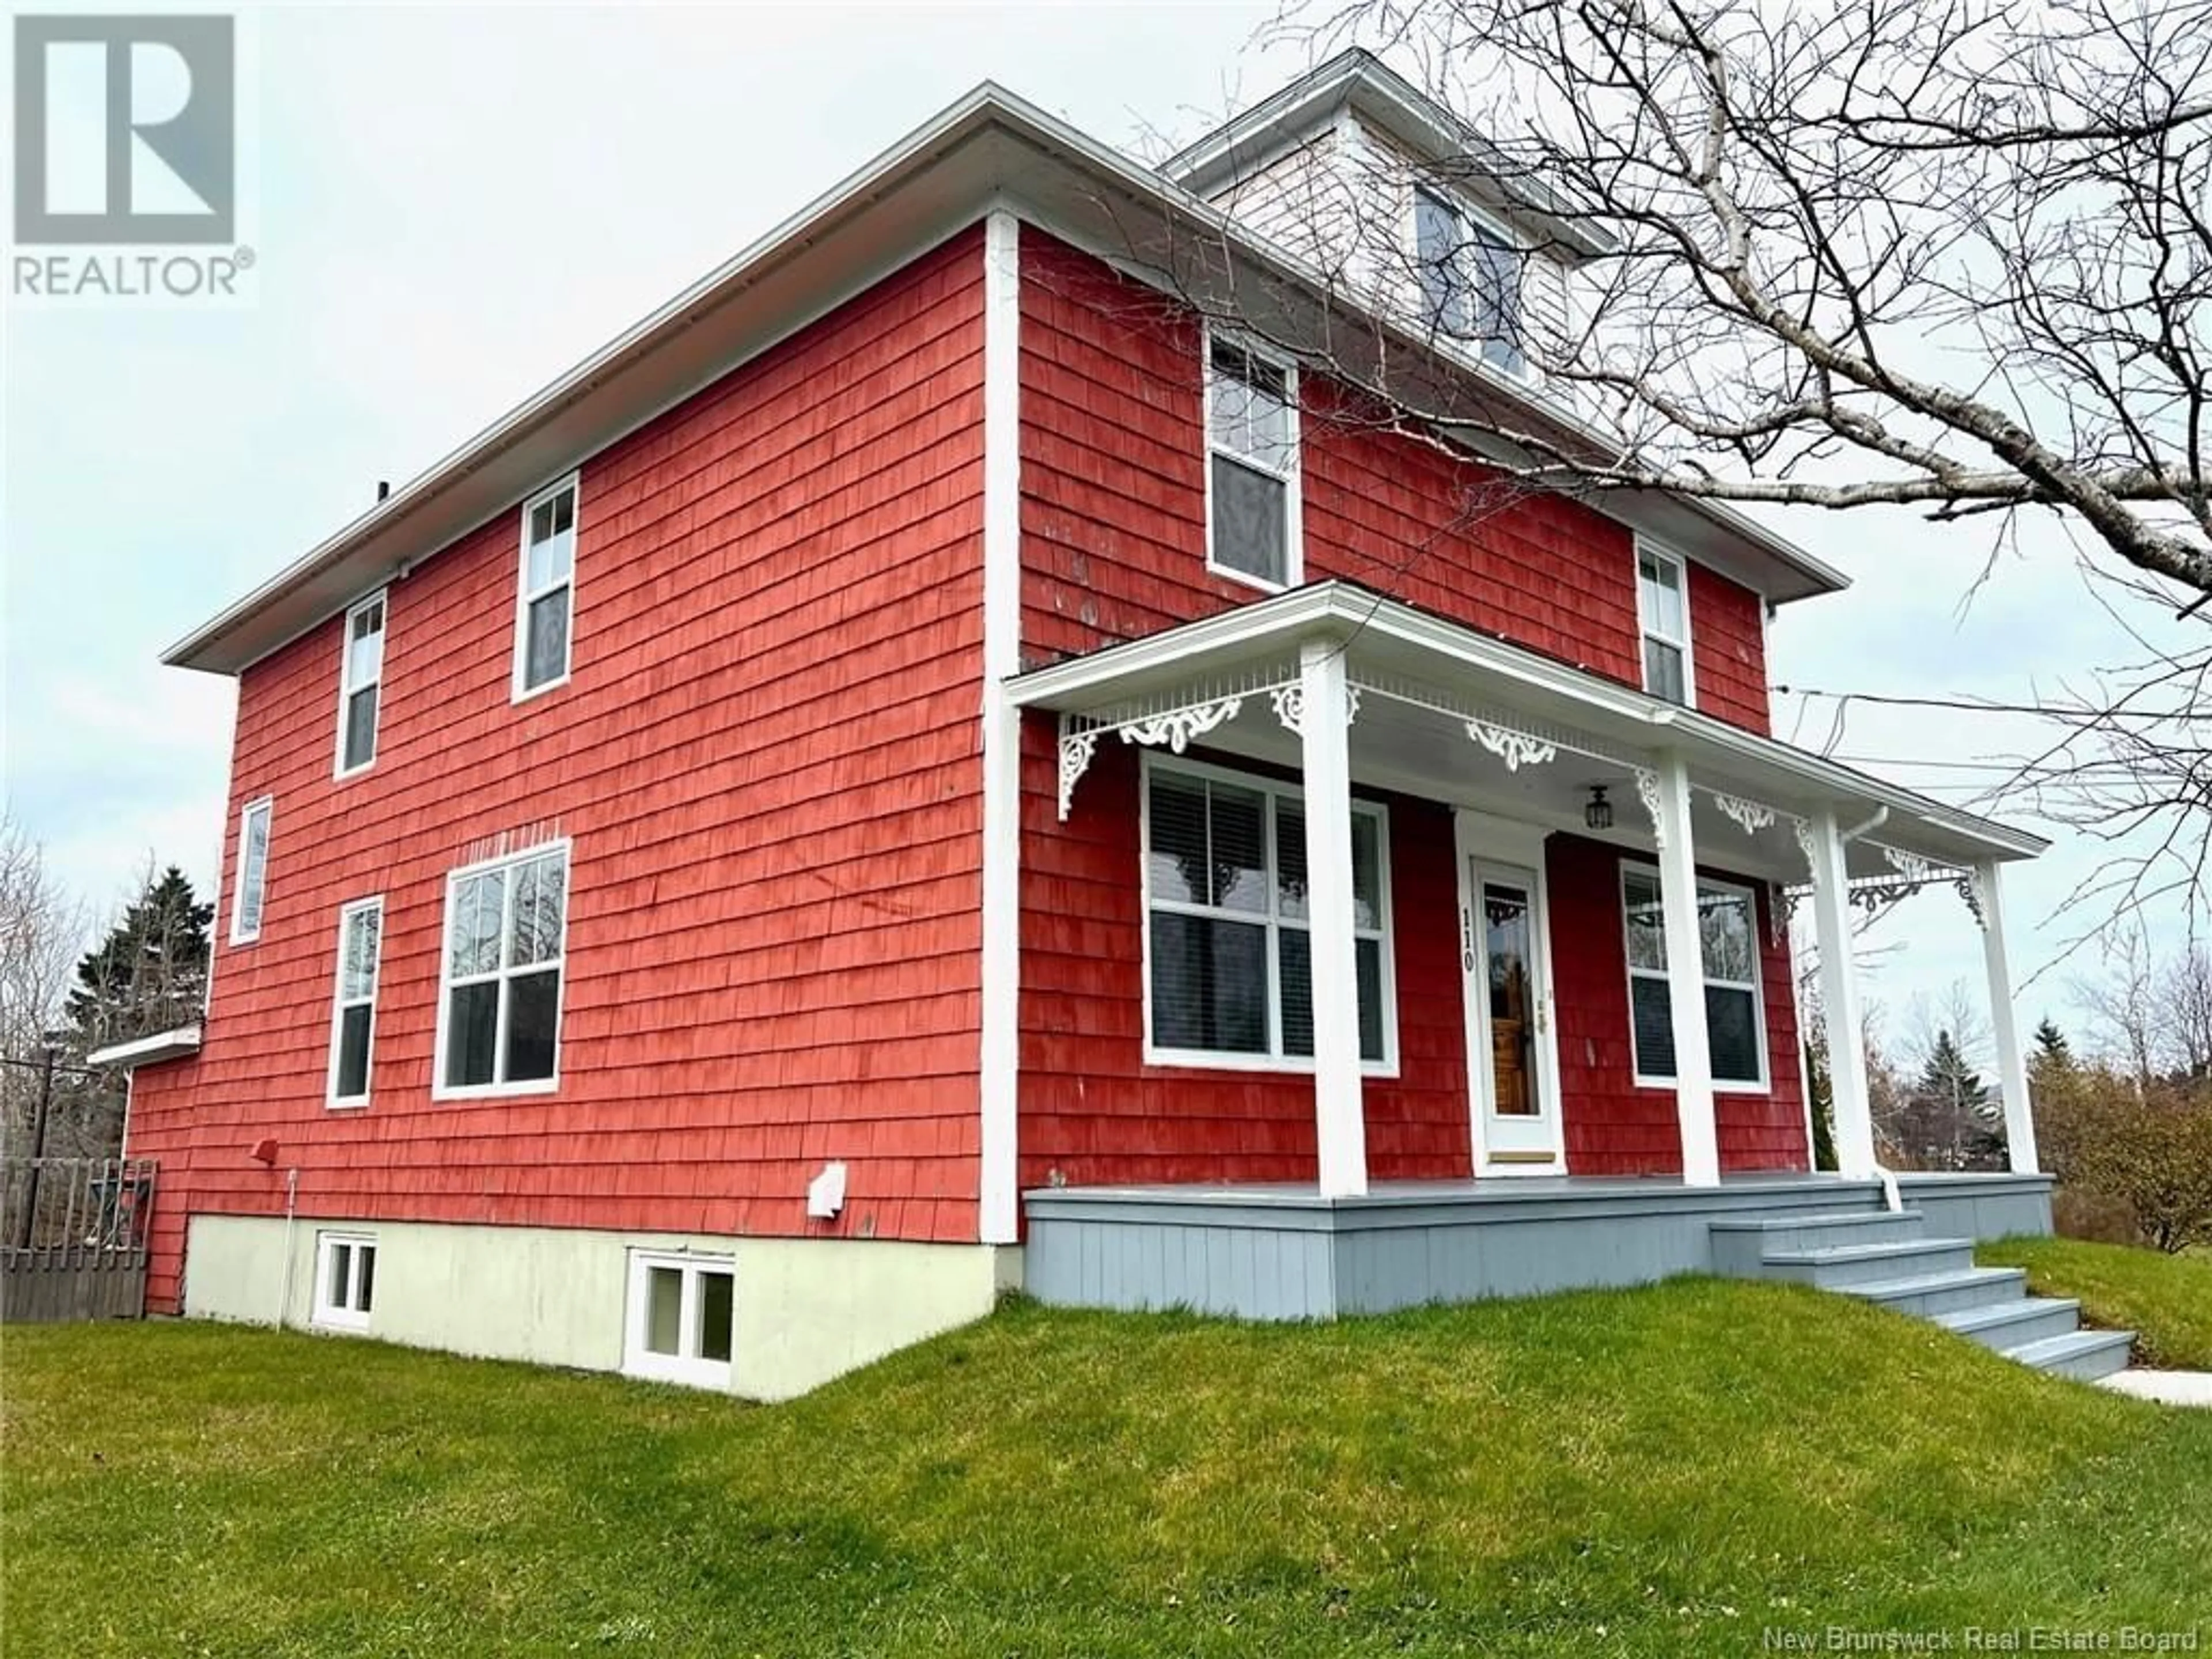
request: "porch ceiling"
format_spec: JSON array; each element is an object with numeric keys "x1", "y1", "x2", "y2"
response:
[{"x1": 1009, "y1": 582, "x2": 2047, "y2": 883}]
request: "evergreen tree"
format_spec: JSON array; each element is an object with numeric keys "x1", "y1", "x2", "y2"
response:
[
  {"x1": 2032, "y1": 1017, "x2": 2073, "y2": 1070},
  {"x1": 1916, "y1": 1029, "x2": 1987, "y2": 1109},
  {"x1": 65, "y1": 866, "x2": 213, "y2": 1051}
]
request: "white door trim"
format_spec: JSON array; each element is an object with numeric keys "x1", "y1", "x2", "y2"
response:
[{"x1": 1454, "y1": 810, "x2": 1568, "y2": 1177}]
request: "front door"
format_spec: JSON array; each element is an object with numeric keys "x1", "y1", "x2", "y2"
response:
[{"x1": 1465, "y1": 859, "x2": 1563, "y2": 1172}]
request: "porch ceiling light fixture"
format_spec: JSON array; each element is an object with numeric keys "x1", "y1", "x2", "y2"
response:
[{"x1": 1585, "y1": 785, "x2": 1614, "y2": 832}]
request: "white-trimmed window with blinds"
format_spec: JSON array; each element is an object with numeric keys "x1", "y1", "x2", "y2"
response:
[
  {"x1": 335, "y1": 591, "x2": 385, "y2": 777},
  {"x1": 1142, "y1": 757, "x2": 1394, "y2": 1071},
  {"x1": 1412, "y1": 186, "x2": 1525, "y2": 376},
  {"x1": 513, "y1": 474, "x2": 577, "y2": 700},
  {"x1": 1205, "y1": 335, "x2": 1301, "y2": 590},
  {"x1": 1636, "y1": 543, "x2": 1694, "y2": 706},
  {"x1": 434, "y1": 842, "x2": 568, "y2": 1098},
  {"x1": 1620, "y1": 865, "x2": 1768, "y2": 1089},
  {"x1": 230, "y1": 796, "x2": 272, "y2": 945},
  {"x1": 327, "y1": 896, "x2": 383, "y2": 1107}
]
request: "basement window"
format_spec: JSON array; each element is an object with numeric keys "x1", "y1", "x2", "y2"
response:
[
  {"x1": 623, "y1": 1251, "x2": 735, "y2": 1389},
  {"x1": 313, "y1": 1232, "x2": 377, "y2": 1332}
]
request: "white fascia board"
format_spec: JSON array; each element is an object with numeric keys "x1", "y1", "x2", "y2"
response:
[
  {"x1": 88, "y1": 1025, "x2": 204, "y2": 1069},
  {"x1": 171, "y1": 82, "x2": 1842, "y2": 677},
  {"x1": 1010, "y1": 582, "x2": 2046, "y2": 862}
]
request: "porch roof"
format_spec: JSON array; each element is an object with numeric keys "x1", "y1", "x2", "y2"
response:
[{"x1": 1009, "y1": 581, "x2": 2047, "y2": 877}]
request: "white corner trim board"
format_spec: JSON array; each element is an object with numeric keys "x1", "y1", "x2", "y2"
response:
[{"x1": 977, "y1": 207, "x2": 1023, "y2": 1245}]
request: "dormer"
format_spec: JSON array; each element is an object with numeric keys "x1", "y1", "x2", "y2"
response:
[{"x1": 1159, "y1": 51, "x2": 1615, "y2": 395}]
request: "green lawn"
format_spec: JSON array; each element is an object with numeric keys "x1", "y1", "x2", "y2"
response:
[
  {"x1": 7, "y1": 1281, "x2": 2211, "y2": 1657},
  {"x1": 1980, "y1": 1235, "x2": 2212, "y2": 1370}
]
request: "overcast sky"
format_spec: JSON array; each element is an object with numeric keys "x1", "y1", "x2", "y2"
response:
[{"x1": 3, "y1": 3, "x2": 2187, "y2": 1065}]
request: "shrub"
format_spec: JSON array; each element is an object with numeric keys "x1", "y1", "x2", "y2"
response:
[{"x1": 2040, "y1": 1069, "x2": 2212, "y2": 1254}]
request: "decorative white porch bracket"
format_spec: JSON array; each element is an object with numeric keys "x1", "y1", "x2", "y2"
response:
[
  {"x1": 1804, "y1": 808, "x2": 1880, "y2": 1181},
  {"x1": 1710, "y1": 791, "x2": 1779, "y2": 835},
  {"x1": 1268, "y1": 679, "x2": 1361, "y2": 736},
  {"x1": 1300, "y1": 638, "x2": 1369, "y2": 1199},
  {"x1": 1633, "y1": 767, "x2": 1666, "y2": 849},
  {"x1": 1056, "y1": 691, "x2": 1262, "y2": 821},
  {"x1": 1976, "y1": 859, "x2": 2039, "y2": 1174},
  {"x1": 1464, "y1": 719, "x2": 1558, "y2": 772},
  {"x1": 1650, "y1": 752, "x2": 1721, "y2": 1188}
]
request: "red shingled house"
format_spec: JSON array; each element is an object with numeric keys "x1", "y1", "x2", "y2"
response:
[{"x1": 103, "y1": 54, "x2": 2056, "y2": 1397}]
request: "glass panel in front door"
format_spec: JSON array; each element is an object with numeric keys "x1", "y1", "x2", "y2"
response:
[{"x1": 1484, "y1": 880, "x2": 1536, "y2": 1116}]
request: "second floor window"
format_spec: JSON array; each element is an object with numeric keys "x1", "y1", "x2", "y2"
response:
[
  {"x1": 1414, "y1": 187, "x2": 1524, "y2": 376},
  {"x1": 336, "y1": 592, "x2": 384, "y2": 775},
  {"x1": 437, "y1": 843, "x2": 567, "y2": 1094},
  {"x1": 1637, "y1": 545, "x2": 1693, "y2": 706},
  {"x1": 231, "y1": 797, "x2": 272, "y2": 945},
  {"x1": 515, "y1": 475, "x2": 577, "y2": 698},
  {"x1": 1206, "y1": 338, "x2": 1300, "y2": 588}
]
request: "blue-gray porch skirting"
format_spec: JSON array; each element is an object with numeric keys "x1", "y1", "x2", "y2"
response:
[{"x1": 1021, "y1": 1172, "x2": 2054, "y2": 1321}]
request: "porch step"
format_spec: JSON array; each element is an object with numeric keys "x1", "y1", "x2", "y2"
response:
[
  {"x1": 1707, "y1": 1209, "x2": 1927, "y2": 1275},
  {"x1": 1932, "y1": 1296, "x2": 2086, "y2": 1353},
  {"x1": 1758, "y1": 1236, "x2": 1976, "y2": 1289},
  {"x1": 1842, "y1": 1266, "x2": 2028, "y2": 1319},
  {"x1": 2002, "y1": 1328, "x2": 2136, "y2": 1383},
  {"x1": 1711, "y1": 1203, "x2": 2141, "y2": 1386}
]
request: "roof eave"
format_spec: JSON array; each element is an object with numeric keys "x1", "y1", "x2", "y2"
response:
[
  {"x1": 171, "y1": 82, "x2": 1838, "y2": 675},
  {"x1": 1008, "y1": 581, "x2": 2043, "y2": 862}
]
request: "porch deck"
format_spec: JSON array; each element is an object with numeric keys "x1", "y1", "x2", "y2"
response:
[{"x1": 1022, "y1": 1171, "x2": 2054, "y2": 1320}]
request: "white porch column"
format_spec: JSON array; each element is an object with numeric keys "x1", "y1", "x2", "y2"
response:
[
  {"x1": 1652, "y1": 752, "x2": 1720, "y2": 1187},
  {"x1": 1300, "y1": 637, "x2": 1368, "y2": 1199},
  {"x1": 1978, "y1": 859, "x2": 2040, "y2": 1175},
  {"x1": 1805, "y1": 808, "x2": 1878, "y2": 1180}
]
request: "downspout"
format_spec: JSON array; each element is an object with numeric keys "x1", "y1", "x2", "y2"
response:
[
  {"x1": 1837, "y1": 806, "x2": 1899, "y2": 1210},
  {"x1": 274, "y1": 1168, "x2": 300, "y2": 1328}
]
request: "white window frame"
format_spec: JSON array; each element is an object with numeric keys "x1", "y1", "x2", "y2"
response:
[
  {"x1": 1139, "y1": 752, "x2": 1397, "y2": 1076},
  {"x1": 325, "y1": 895, "x2": 384, "y2": 1109},
  {"x1": 312, "y1": 1231, "x2": 377, "y2": 1333},
  {"x1": 1410, "y1": 185, "x2": 1528, "y2": 379},
  {"x1": 230, "y1": 796, "x2": 272, "y2": 945},
  {"x1": 1202, "y1": 328, "x2": 1304, "y2": 593},
  {"x1": 1619, "y1": 863, "x2": 1770, "y2": 1093},
  {"x1": 334, "y1": 589, "x2": 387, "y2": 779},
  {"x1": 431, "y1": 839, "x2": 570, "y2": 1102},
  {"x1": 622, "y1": 1249, "x2": 736, "y2": 1389},
  {"x1": 1635, "y1": 539, "x2": 1697, "y2": 708},
  {"x1": 512, "y1": 472, "x2": 579, "y2": 704}
]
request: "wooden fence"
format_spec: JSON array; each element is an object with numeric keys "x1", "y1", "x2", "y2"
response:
[{"x1": 1, "y1": 1157, "x2": 157, "y2": 1323}]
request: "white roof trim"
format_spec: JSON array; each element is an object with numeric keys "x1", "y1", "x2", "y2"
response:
[
  {"x1": 166, "y1": 83, "x2": 1843, "y2": 676},
  {"x1": 1009, "y1": 582, "x2": 2046, "y2": 863},
  {"x1": 88, "y1": 1025, "x2": 204, "y2": 1069}
]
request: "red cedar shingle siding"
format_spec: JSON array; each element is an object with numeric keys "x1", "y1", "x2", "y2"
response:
[
  {"x1": 1017, "y1": 233, "x2": 1774, "y2": 705},
  {"x1": 1014, "y1": 232, "x2": 1804, "y2": 1187},
  {"x1": 1015, "y1": 737, "x2": 1472, "y2": 1188},
  {"x1": 1547, "y1": 833, "x2": 1807, "y2": 1176},
  {"x1": 1687, "y1": 562, "x2": 1772, "y2": 734},
  {"x1": 127, "y1": 232, "x2": 990, "y2": 1306}
]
